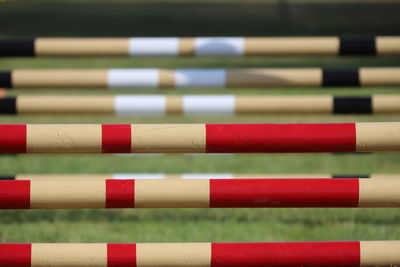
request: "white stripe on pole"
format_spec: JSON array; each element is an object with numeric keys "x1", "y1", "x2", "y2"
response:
[
  {"x1": 175, "y1": 69, "x2": 226, "y2": 88},
  {"x1": 128, "y1": 38, "x2": 179, "y2": 56},
  {"x1": 181, "y1": 173, "x2": 234, "y2": 179},
  {"x1": 115, "y1": 95, "x2": 166, "y2": 116},
  {"x1": 183, "y1": 95, "x2": 235, "y2": 115},
  {"x1": 115, "y1": 153, "x2": 235, "y2": 157},
  {"x1": 116, "y1": 154, "x2": 165, "y2": 157},
  {"x1": 108, "y1": 69, "x2": 159, "y2": 88},
  {"x1": 195, "y1": 37, "x2": 244, "y2": 56},
  {"x1": 112, "y1": 174, "x2": 167, "y2": 179}
]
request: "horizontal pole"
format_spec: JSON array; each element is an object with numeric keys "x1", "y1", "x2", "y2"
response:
[
  {"x1": 1, "y1": 36, "x2": 399, "y2": 57},
  {"x1": 0, "y1": 123, "x2": 399, "y2": 153},
  {"x1": 1, "y1": 94, "x2": 399, "y2": 115},
  {"x1": 1, "y1": 241, "x2": 400, "y2": 267},
  {"x1": 0, "y1": 152, "x2": 375, "y2": 157},
  {"x1": 1, "y1": 178, "x2": 399, "y2": 209},
  {"x1": 1, "y1": 68, "x2": 399, "y2": 89},
  {"x1": 1, "y1": 173, "x2": 395, "y2": 181}
]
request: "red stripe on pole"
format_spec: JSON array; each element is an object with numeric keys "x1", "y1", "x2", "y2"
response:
[
  {"x1": 102, "y1": 124, "x2": 131, "y2": 153},
  {"x1": 0, "y1": 181, "x2": 30, "y2": 209},
  {"x1": 0, "y1": 244, "x2": 31, "y2": 267},
  {"x1": 106, "y1": 180, "x2": 135, "y2": 208},
  {"x1": 206, "y1": 124, "x2": 356, "y2": 153},
  {"x1": 210, "y1": 179, "x2": 359, "y2": 207},
  {"x1": 211, "y1": 242, "x2": 360, "y2": 267},
  {"x1": 107, "y1": 244, "x2": 136, "y2": 267},
  {"x1": 0, "y1": 125, "x2": 26, "y2": 153}
]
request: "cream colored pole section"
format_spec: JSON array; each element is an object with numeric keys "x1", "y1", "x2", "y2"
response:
[
  {"x1": 135, "y1": 179, "x2": 209, "y2": 208},
  {"x1": 369, "y1": 174, "x2": 400, "y2": 179},
  {"x1": 356, "y1": 122, "x2": 400, "y2": 152},
  {"x1": 159, "y1": 69, "x2": 176, "y2": 88},
  {"x1": 30, "y1": 180, "x2": 106, "y2": 209},
  {"x1": 31, "y1": 243, "x2": 107, "y2": 267},
  {"x1": 178, "y1": 38, "x2": 196, "y2": 56},
  {"x1": 376, "y1": 37, "x2": 400, "y2": 55},
  {"x1": 137, "y1": 243, "x2": 211, "y2": 267},
  {"x1": 131, "y1": 124, "x2": 206, "y2": 153},
  {"x1": 35, "y1": 38, "x2": 129, "y2": 56},
  {"x1": 359, "y1": 68, "x2": 400, "y2": 87},
  {"x1": 235, "y1": 95, "x2": 332, "y2": 114},
  {"x1": 359, "y1": 179, "x2": 400, "y2": 207},
  {"x1": 360, "y1": 241, "x2": 400, "y2": 266},
  {"x1": 226, "y1": 69, "x2": 322, "y2": 87},
  {"x1": 17, "y1": 96, "x2": 114, "y2": 114},
  {"x1": 166, "y1": 96, "x2": 183, "y2": 115},
  {"x1": 26, "y1": 124, "x2": 102, "y2": 153},
  {"x1": 16, "y1": 174, "x2": 113, "y2": 181},
  {"x1": 372, "y1": 95, "x2": 400, "y2": 114},
  {"x1": 12, "y1": 70, "x2": 108, "y2": 88},
  {"x1": 244, "y1": 37, "x2": 339, "y2": 56}
]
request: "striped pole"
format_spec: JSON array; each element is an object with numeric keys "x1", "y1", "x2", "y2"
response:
[
  {"x1": 1, "y1": 241, "x2": 400, "y2": 267},
  {"x1": 1, "y1": 94, "x2": 399, "y2": 115},
  {"x1": 1, "y1": 36, "x2": 399, "y2": 56},
  {"x1": 1, "y1": 178, "x2": 400, "y2": 209},
  {"x1": 0, "y1": 123, "x2": 399, "y2": 154},
  {"x1": 1, "y1": 173, "x2": 396, "y2": 181},
  {"x1": 0, "y1": 68, "x2": 399, "y2": 89}
]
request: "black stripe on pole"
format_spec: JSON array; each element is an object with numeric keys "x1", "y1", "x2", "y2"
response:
[
  {"x1": 0, "y1": 71, "x2": 12, "y2": 88},
  {"x1": 322, "y1": 69, "x2": 360, "y2": 87},
  {"x1": 0, "y1": 39, "x2": 35, "y2": 57},
  {"x1": 332, "y1": 174, "x2": 370, "y2": 178},
  {"x1": 339, "y1": 37, "x2": 376, "y2": 56},
  {"x1": 333, "y1": 96, "x2": 372, "y2": 114},
  {"x1": 0, "y1": 97, "x2": 17, "y2": 114},
  {"x1": 0, "y1": 176, "x2": 15, "y2": 180}
]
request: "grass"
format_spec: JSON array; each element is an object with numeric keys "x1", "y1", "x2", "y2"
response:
[
  {"x1": 1, "y1": 208, "x2": 400, "y2": 243},
  {"x1": 1, "y1": 0, "x2": 400, "y2": 244}
]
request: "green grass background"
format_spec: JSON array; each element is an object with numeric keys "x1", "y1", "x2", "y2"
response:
[{"x1": 0, "y1": 0, "x2": 400, "y2": 243}]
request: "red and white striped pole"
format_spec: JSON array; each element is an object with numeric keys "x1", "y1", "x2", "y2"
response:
[
  {"x1": 0, "y1": 123, "x2": 399, "y2": 153},
  {"x1": 1, "y1": 241, "x2": 399, "y2": 267},
  {"x1": 1, "y1": 179, "x2": 399, "y2": 209}
]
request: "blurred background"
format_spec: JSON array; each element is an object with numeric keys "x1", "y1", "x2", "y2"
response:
[{"x1": 0, "y1": 0, "x2": 400, "y2": 243}]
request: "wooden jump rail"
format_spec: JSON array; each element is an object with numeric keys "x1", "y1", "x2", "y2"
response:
[
  {"x1": 1, "y1": 178, "x2": 399, "y2": 209},
  {"x1": 1, "y1": 241, "x2": 400, "y2": 267},
  {"x1": 1, "y1": 37, "x2": 399, "y2": 56},
  {"x1": 1, "y1": 94, "x2": 399, "y2": 115},
  {"x1": 0, "y1": 123, "x2": 399, "y2": 154},
  {"x1": 1, "y1": 68, "x2": 399, "y2": 89},
  {"x1": 1, "y1": 173, "x2": 397, "y2": 180}
]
